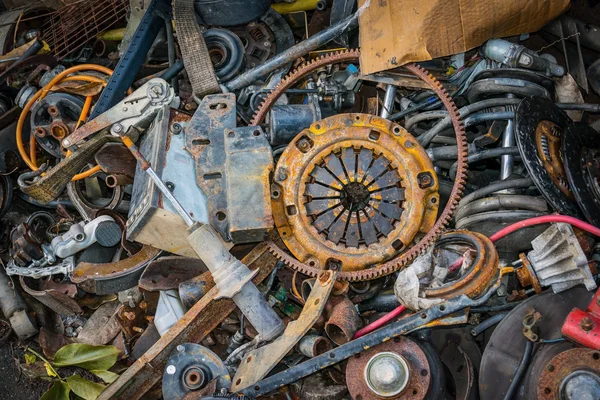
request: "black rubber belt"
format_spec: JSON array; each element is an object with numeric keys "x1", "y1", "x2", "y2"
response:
[{"x1": 172, "y1": 0, "x2": 220, "y2": 97}]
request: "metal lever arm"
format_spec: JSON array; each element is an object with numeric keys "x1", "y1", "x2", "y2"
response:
[{"x1": 62, "y1": 78, "x2": 174, "y2": 149}]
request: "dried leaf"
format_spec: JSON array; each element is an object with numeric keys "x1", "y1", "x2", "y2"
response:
[
  {"x1": 66, "y1": 375, "x2": 105, "y2": 400},
  {"x1": 53, "y1": 344, "x2": 120, "y2": 371}
]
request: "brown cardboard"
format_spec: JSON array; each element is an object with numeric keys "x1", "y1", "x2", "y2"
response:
[{"x1": 358, "y1": 0, "x2": 570, "y2": 75}]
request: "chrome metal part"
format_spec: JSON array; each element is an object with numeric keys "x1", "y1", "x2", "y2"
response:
[
  {"x1": 50, "y1": 215, "x2": 122, "y2": 259},
  {"x1": 523, "y1": 223, "x2": 596, "y2": 293}
]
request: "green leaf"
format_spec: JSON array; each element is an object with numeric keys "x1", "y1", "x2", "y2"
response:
[
  {"x1": 66, "y1": 375, "x2": 105, "y2": 400},
  {"x1": 24, "y1": 353, "x2": 36, "y2": 365},
  {"x1": 90, "y1": 369, "x2": 119, "y2": 383},
  {"x1": 53, "y1": 344, "x2": 120, "y2": 370},
  {"x1": 41, "y1": 381, "x2": 70, "y2": 400}
]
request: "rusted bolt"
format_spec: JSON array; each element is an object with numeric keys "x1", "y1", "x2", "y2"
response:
[
  {"x1": 171, "y1": 123, "x2": 182, "y2": 135},
  {"x1": 35, "y1": 127, "x2": 47, "y2": 137},
  {"x1": 124, "y1": 311, "x2": 136, "y2": 321},
  {"x1": 297, "y1": 138, "x2": 311, "y2": 151},
  {"x1": 417, "y1": 172, "x2": 434, "y2": 189},
  {"x1": 183, "y1": 366, "x2": 206, "y2": 390},
  {"x1": 581, "y1": 317, "x2": 594, "y2": 331},
  {"x1": 47, "y1": 105, "x2": 59, "y2": 117},
  {"x1": 277, "y1": 169, "x2": 288, "y2": 181}
]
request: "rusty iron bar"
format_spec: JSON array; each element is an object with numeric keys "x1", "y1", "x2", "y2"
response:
[
  {"x1": 98, "y1": 243, "x2": 278, "y2": 400},
  {"x1": 42, "y1": 0, "x2": 129, "y2": 60}
]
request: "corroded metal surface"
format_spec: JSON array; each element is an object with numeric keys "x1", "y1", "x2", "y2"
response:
[
  {"x1": 264, "y1": 62, "x2": 468, "y2": 281},
  {"x1": 272, "y1": 113, "x2": 438, "y2": 272},
  {"x1": 98, "y1": 243, "x2": 277, "y2": 400},
  {"x1": 424, "y1": 230, "x2": 499, "y2": 300},
  {"x1": 231, "y1": 270, "x2": 337, "y2": 392},
  {"x1": 71, "y1": 245, "x2": 161, "y2": 294},
  {"x1": 345, "y1": 337, "x2": 431, "y2": 400},
  {"x1": 537, "y1": 348, "x2": 600, "y2": 399}
]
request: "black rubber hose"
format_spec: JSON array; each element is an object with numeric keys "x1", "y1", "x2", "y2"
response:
[
  {"x1": 556, "y1": 103, "x2": 600, "y2": 112},
  {"x1": 458, "y1": 178, "x2": 534, "y2": 208},
  {"x1": 454, "y1": 195, "x2": 547, "y2": 222},
  {"x1": 449, "y1": 147, "x2": 521, "y2": 180},
  {"x1": 470, "y1": 301, "x2": 523, "y2": 313},
  {"x1": 463, "y1": 111, "x2": 514, "y2": 128},
  {"x1": 358, "y1": 293, "x2": 399, "y2": 313},
  {"x1": 503, "y1": 340, "x2": 534, "y2": 400},
  {"x1": 470, "y1": 312, "x2": 507, "y2": 336}
]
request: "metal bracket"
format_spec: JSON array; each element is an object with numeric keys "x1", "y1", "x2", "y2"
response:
[
  {"x1": 231, "y1": 270, "x2": 337, "y2": 391},
  {"x1": 562, "y1": 287, "x2": 600, "y2": 350}
]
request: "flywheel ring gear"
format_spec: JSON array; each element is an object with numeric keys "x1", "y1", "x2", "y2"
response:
[
  {"x1": 253, "y1": 52, "x2": 468, "y2": 281},
  {"x1": 271, "y1": 113, "x2": 439, "y2": 271}
]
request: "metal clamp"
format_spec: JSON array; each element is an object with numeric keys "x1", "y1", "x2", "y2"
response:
[{"x1": 62, "y1": 78, "x2": 175, "y2": 149}]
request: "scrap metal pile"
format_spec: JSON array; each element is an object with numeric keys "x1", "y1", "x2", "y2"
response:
[{"x1": 1, "y1": 0, "x2": 600, "y2": 399}]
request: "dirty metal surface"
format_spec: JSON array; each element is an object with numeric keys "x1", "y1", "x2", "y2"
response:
[
  {"x1": 231, "y1": 270, "x2": 337, "y2": 392},
  {"x1": 71, "y1": 245, "x2": 161, "y2": 294},
  {"x1": 19, "y1": 132, "x2": 117, "y2": 204},
  {"x1": 20, "y1": 276, "x2": 83, "y2": 316},
  {"x1": 186, "y1": 94, "x2": 273, "y2": 243},
  {"x1": 424, "y1": 231, "x2": 499, "y2": 300},
  {"x1": 537, "y1": 348, "x2": 600, "y2": 399},
  {"x1": 561, "y1": 286, "x2": 600, "y2": 350},
  {"x1": 185, "y1": 94, "x2": 235, "y2": 241},
  {"x1": 139, "y1": 256, "x2": 208, "y2": 292},
  {"x1": 98, "y1": 243, "x2": 277, "y2": 400},
  {"x1": 263, "y1": 62, "x2": 468, "y2": 281},
  {"x1": 77, "y1": 301, "x2": 121, "y2": 345},
  {"x1": 95, "y1": 143, "x2": 137, "y2": 177},
  {"x1": 345, "y1": 337, "x2": 431, "y2": 400},
  {"x1": 272, "y1": 113, "x2": 438, "y2": 272}
]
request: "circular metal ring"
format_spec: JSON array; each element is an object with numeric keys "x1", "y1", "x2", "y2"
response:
[{"x1": 272, "y1": 113, "x2": 439, "y2": 272}]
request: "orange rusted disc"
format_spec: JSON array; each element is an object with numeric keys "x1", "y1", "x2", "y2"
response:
[{"x1": 271, "y1": 113, "x2": 439, "y2": 272}]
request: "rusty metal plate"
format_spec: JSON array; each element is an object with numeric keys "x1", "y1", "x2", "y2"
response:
[
  {"x1": 186, "y1": 94, "x2": 273, "y2": 243},
  {"x1": 231, "y1": 270, "x2": 337, "y2": 392},
  {"x1": 139, "y1": 256, "x2": 208, "y2": 292},
  {"x1": 345, "y1": 336, "x2": 431, "y2": 400},
  {"x1": 272, "y1": 113, "x2": 439, "y2": 272}
]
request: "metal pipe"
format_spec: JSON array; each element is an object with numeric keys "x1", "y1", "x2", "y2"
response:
[
  {"x1": 470, "y1": 312, "x2": 507, "y2": 336},
  {"x1": 463, "y1": 111, "x2": 514, "y2": 128},
  {"x1": 380, "y1": 85, "x2": 397, "y2": 119},
  {"x1": 224, "y1": 11, "x2": 359, "y2": 91},
  {"x1": 459, "y1": 178, "x2": 534, "y2": 208}
]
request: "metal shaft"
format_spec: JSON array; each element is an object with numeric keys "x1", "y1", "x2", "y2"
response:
[
  {"x1": 500, "y1": 119, "x2": 515, "y2": 180},
  {"x1": 380, "y1": 85, "x2": 397, "y2": 119},
  {"x1": 224, "y1": 11, "x2": 359, "y2": 91}
]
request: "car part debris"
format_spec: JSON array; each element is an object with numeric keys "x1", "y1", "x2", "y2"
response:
[
  {"x1": 98, "y1": 243, "x2": 276, "y2": 399},
  {"x1": 30, "y1": 93, "x2": 84, "y2": 158},
  {"x1": 272, "y1": 113, "x2": 438, "y2": 272},
  {"x1": 0, "y1": 268, "x2": 37, "y2": 340},
  {"x1": 482, "y1": 39, "x2": 565, "y2": 77},
  {"x1": 324, "y1": 295, "x2": 360, "y2": 345},
  {"x1": 265, "y1": 62, "x2": 468, "y2": 281},
  {"x1": 297, "y1": 335, "x2": 333, "y2": 358},
  {"x1": 562, "y1": 287, "x2": 600, "y2": 350},
  {"x1": 163, "y1": 343, "x2": 231, "y2": 400},
  {"x1": 203, "y1": 28, "x2": 245, "y2": 83},
  {"x1": 71, "y1": 245, "x2": 161, "y2": 294},
  {"x1": 155, "y1": 290, "x2": 186, "y2": 336},
  {"x1": 234, "y1": 267, "x2": 511, "y2": 397},
  {"x1": 516, "y1": 223, "x2": 596, "y2": 294},
  {"x1": 514, "y1": 96, "x2": 583, "y2": 218},
  {"x1": 186, "y1": 93, "x2": 274, "y2": 243},
  {"x1": 19, "y1": 276, "x2": 82, "y2": 316},
  {"x1": 50, "y1": 215, "x2": 122, "y2": 258},
  {"x1": 63, "y1": 78, "x2": 175, "y2": 149},
  {"x1": 127, "y1": 108, "x2": 209, "y2": 257},
  {"x1": 345, "y1": 337, "x2": 432, "y2": 399},
  {"x1": 562, "y1": 123, "x2": 600, "y2": 226},
  {"x1": 76, "y1": 301, "x2": 121, "y2": 345},
  {"x1": 395, "y1": 230, "x2": 499, "y2": 311},
  {"x1": 231, "y1": 270, "x2": 336, "y2": 392}
]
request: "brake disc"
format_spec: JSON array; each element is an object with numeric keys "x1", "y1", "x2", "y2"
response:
[
  {"x1": 562, "y1": 123, "x2": 600, "y2": 226},
  {"x1": 271, "y1": 113, "x2": 439, "y2": 272},
  {"x1": 514, "y1": 96, "x2": 583, "y2": 218}
]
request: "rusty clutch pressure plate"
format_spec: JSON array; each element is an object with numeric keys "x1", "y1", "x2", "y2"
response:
[{"x1": 271, "y1": 113, "x2": 439, "y2": 272}]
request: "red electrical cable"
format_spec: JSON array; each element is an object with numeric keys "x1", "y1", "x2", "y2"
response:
[
  {"x1": 489, "y1": 215, "x2": 600, "y2": 242},
  {"x1": 354, "y1": 305, "x2": 407, "y2": 339}
]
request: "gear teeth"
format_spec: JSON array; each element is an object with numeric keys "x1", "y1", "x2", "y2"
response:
[{"x1": 265, "y1": 61, "x2": 468, "y2": 281}]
